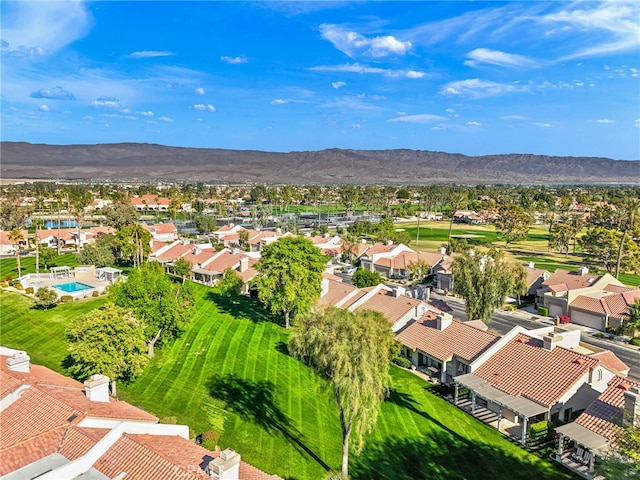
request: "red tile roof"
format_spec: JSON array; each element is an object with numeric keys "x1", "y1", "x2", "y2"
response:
[
  {"x1": 542, "y1": 269, "x2": 601, "y2": 292},
  {"x1": 474, "y1": 333, "x2": 600, "y2": 408},
  {"x1": 353, "y1": 289, "x2": 424, "y2": 325},
  {"x1": 395, "y1": 317, "x2": 499, "y2": 362},
  {"x1": 575, "y1": 376, "x2": 640, "y2": 443},
  {"x1": 588, "y1": 351, "x2": 630, "y2": 376}
]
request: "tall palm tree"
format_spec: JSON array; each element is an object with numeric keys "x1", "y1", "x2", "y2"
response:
[
  {"x1": 8, "y1": 229, "x2": 24, "y2": 278},
  {"x1": 32, "y1": 217, "x2": 44, "y2": 274},
  {"x1": 615, "y1": 198, "x2": 640, "y2": 279}
]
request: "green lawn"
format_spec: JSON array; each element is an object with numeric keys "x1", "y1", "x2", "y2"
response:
[
  {"x1": 0, "y1": 285, "x2": 573, "y2": 480},
  {"x1": 0, "y1": 252, "x2": 79, "y2": 280}
]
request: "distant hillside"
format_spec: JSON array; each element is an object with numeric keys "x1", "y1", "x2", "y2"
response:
[{"x1": 1, "y1": 142, "x2": 638, "y2": 184}]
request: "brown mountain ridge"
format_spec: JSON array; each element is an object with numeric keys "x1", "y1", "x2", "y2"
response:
[{"x1": 1, "y1": 142, "x2": 638, "y2": 184}]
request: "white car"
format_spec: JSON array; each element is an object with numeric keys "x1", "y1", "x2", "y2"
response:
[{"x1": 343, "y1": 266, "x2": 357, "y2": 275}]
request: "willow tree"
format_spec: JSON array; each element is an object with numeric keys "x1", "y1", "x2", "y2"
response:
[
  {"x1": 255, "y1": 236, "x2": 327, "y2": 328},
  {"x1": 289, "y1": 307, "x2": 398, "y2": 478},
  {"x1": 452, "y1": 248, "x2": 527, "y2": 321}
]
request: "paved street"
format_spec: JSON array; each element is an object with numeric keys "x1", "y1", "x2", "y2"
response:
[{"x1": 429, "y1": 291, "x2": 640, "y2": 381}]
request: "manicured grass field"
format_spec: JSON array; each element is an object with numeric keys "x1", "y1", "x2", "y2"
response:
[
  {"x1": 0, "y1": 252, "x2": 79, "y2": 280},
  {"x1": 0, "y1": 286, "x2": 573, "y2": 480}
]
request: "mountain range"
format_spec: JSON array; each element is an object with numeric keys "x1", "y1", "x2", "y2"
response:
[{"x1": 1, "y1": 142, "x2": 638, "y2": 184}]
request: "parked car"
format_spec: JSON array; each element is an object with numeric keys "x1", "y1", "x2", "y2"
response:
[{"x1": 343, "y1": 266, "x2": 357, "y2": 275}]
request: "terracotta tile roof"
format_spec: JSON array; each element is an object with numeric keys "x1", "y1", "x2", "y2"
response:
[
  {"x1": 151, "y1": 240, "x2": 169, "y2": 253},
  {"x1": 156, "y1": 243, "x2": 193, "y2": 262},
  {"x1": 130, "y1": 195, "x2": 170, "y2": 206},
  {"x1": 0, "y1": 369, "x2": 23, "y2": 397},
  {"x1": 360, "y1": 242, "x2": 396, "y2": 258},
  {"x1": 0, "y1": 425, "x2": 66, "y2": 475},
  {"x1": 570, "y1": 288, "x2": 640, "y2": 319},
  {"x1": 0, "y1": 229, "x2": 29, "y2": 246},
  {"x1": 318, "y1": 276, "x2": 359, "y2": 307},
  {"x1": 395, "y1": 317, "x2": 499, "y2": 362},
  {"x1": 571, "y1": 295, "x2": 610, "y2": 315},
  {"x1": 603, "y1": 284, "x2": 634, "y2": 294},
  {"x1": 182, "y1": 248, "x2": 218, "y2": 266},
  {"x1": 202, "y1": 251, "x2": 242, "y2": 273},
  {"x1": 588, "y1": 351, "x2": 630, "y2": 376},
  {"x1": 542, "y1": 269, "x2": 601, "y2": 292},
  {"x1": 58, "y1": 426, "x2": 109, "y2": 460},
  {"x1": 525, "y1": 266, "x2": 549, "y2": 287},
  {"x1": 339, "y1": 288, "x2": 372, "y2": 309},
  {"x1": 474, "y1": 333, "x2": 600, "y2": 408},
  {"x1": 354, "y1": 289, "x2": 423, "y2": 325},
  {"x1": 575, "y1": 376, "x2": 640, "y2": 443}
]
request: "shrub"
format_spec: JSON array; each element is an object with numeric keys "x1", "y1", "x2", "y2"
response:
[
  {"x1": 60, "y1": 295, "x2": 73, "y2": 303},
  {"x1": 537, "y1": 306, "x2": 549, "y2": 316},
  {"x1": 528, "y1": 420, "x2": 553, "y2": 445},
  {"x1": 630, "y1": 337, "x2": 640, "y2": 346},
  {"x1": 25, "y1": 287, "x2": 34, "y2": 294},
  {"x1": 593, "y1": 332, "x2": 605, "y2": 338},
  {"x1": 0, "y1": 281, "x2": 8, "y2": 288},
  {"x1": 92, "y1": 290, "x2": 100, "y2": 297},
  {"x1": 3, "y1": 274, "x2": 13, "y2": 282},
  {"x1": 14, "y1": 282, "x2": 23, "y2": 290},
  {"x1": 558, "y1": 314, "x2": 570, "y2": 325},
  {"x1": 199, "y1": 430, "x2": 219, "y2": 450},
  {"x1": 159, "y1": 416, "x2": 177, "y2": 424},
  {"x1": 392, "y1": 356, "x2": 412, "y2": 369}
]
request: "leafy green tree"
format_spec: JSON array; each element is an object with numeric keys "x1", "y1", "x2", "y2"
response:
[
  {"x1": 195, "y1": 214, "x2": 217, "y2": 233},
  {"x1": 580, "y1": 227, "x2": 640, "y2": 274},
  {"x1": 255, "y1": 236, "x2": 327, "y2": 328},
  {"x1": 66, "y1": 304, "x2": 148, "y2": 382},
  {"x1": 493, "y1": 204, "x2": 532, "y2": 248},
  {"x1": 217, "y1": 267, "x2": 243, "y2": 297},
  {"x1": 615, "y1": 198, "x2": 640, "y2": 279},
  {"x1": 103, "y1": 200, "x2": 140, "y2": 229},
  {"x1": 0, "y1": 198, "x2": 31, "y2": 231},
  {"x1": 34, "y1": 287, "x2": 57, "y2": 310},
  {"x1": 173, "y1": 257, "x2": 193, "y2": 284},
  {"x1": 8, "y1": 229, "x2": 24, "y2": 277},
  {"x1": 289, "y1": 307, "x2": 397, "y2": 478},
  {"x1": 351, "y1": 269, "x2": 383, "y2": 288},
  {"x1": 407, "y1": 259, "x2": 431, "y2": 281},
  {"x1": 116, "y1": 224, "x2": 151, "y2": 267},
  {"x1": 39, "y1": 246, "x2": 57, "y2": 270},
  {"x1": 548, "y1": 221, "x2": 575, "y2": 257},
  {"x1": 596, "y1": 421, "x2": 640, "y2": 480},
  {"x1": 108, "y1": 263, "x2": 195, "y2": 356},
  {"x1": 452, "y1": 248, "x2": 527, "y2": 321},
  {"x1": 338, "y1": 185, "x2": 359, "y2": 216},
  {"x1": 76, "y1": 243, "x2": 115, "y2": 267}
]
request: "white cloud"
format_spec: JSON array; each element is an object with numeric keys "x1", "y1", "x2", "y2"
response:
[
  {"x1": 405, "y1": 70, "x2": 425, "y2": 79},
  {"x1": 464, "y1": 48, "x2": 537, "y2": 68},
  {"x1": 501, "y1": 115, "x2": 528, "y2": 121},
  {"x1": 193, "y1": 104, "x2": 216, "y2": 112},
  {"x1": 159, "y1": 116, "x2": 174, "y2": 123},
  {"x1": 332, "y1": 81, "x2": 346, "y2": 89},
  {"x1": 30, "y1": 86, "x2": 75, "y2": 100},
  {"x1": 140, "y1": 111, "x2": 154, "y2": 117},
  {"x1": 311, "y1": 63, "x2": 426, "y2": 79},
  {"x1": 319, "y1": 24, "x2": 411, "y2": 58},
  {"x1": 440, "y1": 79, "x2": 528, "y2": 98},
  {"x1": 195, "y1": 87, "x2": 205, "y2": 95},
  {"x1": 597, "y1": 118, "x2": 614, "y2": 124},
  {"x1": 1, "y1": 1, "x2": 92, "y2": 57},
  {"x1": 533, "y1": 122, "x2": 552, "y2": 128},
  {"x1": 82, "y1": 115, "x2": 94, "y2": 121},
  {"x1": 634, "y1": 119, "x2": 640, "y2": 128},
  {"x1": 39, "y1": 104, "x2": 50, "y2": 112},
  {"x1": 221, "y1": 55, "x2": 248, "y2": 64},
  {"x1": 351, "y1": 124, "x2": 362, "y2": 129},
  {"x1": 389, "y1": 113, "x2": 445, "y2": 123},
  {"x1": 467, "y1": 121, "x2": 481, "y2": 126},
  {"x1": 90, "y1": 96, "x2": 121, "y2": 109},
  {"x1": 127, "y1": 51, "x2": 174, "y2": 59},
  {"x1": 271, "y1": 99, "x2": 288, "y2": 105}
]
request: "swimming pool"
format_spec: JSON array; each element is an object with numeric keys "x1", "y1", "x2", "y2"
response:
[{"x1": 54, "y1": 282, "x2": 94, "y2": 293}]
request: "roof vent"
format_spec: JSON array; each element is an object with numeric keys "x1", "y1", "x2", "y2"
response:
[
  {"x1": 578, "y1": 266, "x2": 589, "y2": 276},
  {"x1": 574, "y1": 358, "x2": 586, "y2": 366}
]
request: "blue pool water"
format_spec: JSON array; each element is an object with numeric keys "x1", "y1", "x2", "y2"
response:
[{"x1": 54, "y1": 282, "x2": 94, "y2": 293}]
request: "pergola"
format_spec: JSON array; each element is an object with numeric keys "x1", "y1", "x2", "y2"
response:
[
  {"x1": 96, "y1": 267, "x2": 123, "y2": 283},
  {"x1": 554, "y1": 422, "x2": 609, "y2": 475},
  {"x1": 454, "y1": 373, "x2": 548, "y2": 444},
  {"x1": 50, "y1": 266, "x2": 72, "y2": 279}
]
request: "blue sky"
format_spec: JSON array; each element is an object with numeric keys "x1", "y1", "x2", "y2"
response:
[{"x1": 2, "y1": 1, "x2": 639, "y2": 160}]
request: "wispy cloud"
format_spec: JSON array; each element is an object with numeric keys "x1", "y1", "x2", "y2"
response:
[
  {"x1": 39, "y1": 105, "x2": 50, "y2": 112},
  {"x1": 635, "y1": 119, "x2": 640, "y2": 128},
  {"x1": 389, "y1": 114, "x2": 445, "y2": 123},
  {"x1": 332, "y1": 81, "x2": 346, "y2": 89},
  {"x1": 311, "y1": 63, "x2": 426, "y2": 79},
  {"x1": 90, "y1": 96, "x2": 121, "y2": 109},
  {"x1": 139, "y1": 111, "x2": 154, "y2": 117},
  {"x1": 532, "y1": 122, "x2": 552, "y2": 128},
  {"x1": 195, "y1": 87, "x2": 205, "y2": 95},
  {"x1": 466, "y1": 121, "x2": 481, "y2": 126},
  {"x1": 319, "y1": 24, "x2": 411, "y2": 58},
  {"x1": 30, "y1": 86, "x2": 76, "y2": 100},
  {"x1": 271, "y1": 99, "x2": 289, "y2": 105},
  {"x1": 501, "y1": 115, "x2": 528, "y2": 121},
  {"x1": 193, "y1": 104, "x2": 216, "y2": 112},
  {"x1": 464, "y1": 48, "x2": 537, "y2": 68},
  {"x1": 441, "y1": 79, "x2": 528, "y2": 98},
  {"x1": 596, "y1": 118, "x2": 614, "y2": 124},
  {"x1": 221, "y1": 55, "x2": 248, "y2": 64},
  {"x1": 159, "y1": 116, "x2": 174, "y2": 123},
  {"x1": 127, "y1": 51, "x2": 174, "y2": 59}
]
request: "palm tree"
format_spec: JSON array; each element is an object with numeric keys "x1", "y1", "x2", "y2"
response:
[
  {"x1": 615, "y1": 198, "x2": 640, "y2": 279},
  {"x1": 622, "y1": 300, "x2": 640, "y2": 337},
  {"x1": 32, "y1": 217, "x2": 45, "y2": 274},
  {"x1": 8, "y1": 229, "x2": 24, "y2": 277}
]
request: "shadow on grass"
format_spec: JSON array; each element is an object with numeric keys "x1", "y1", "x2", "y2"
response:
[
  {"x1": 362, "y1": 390, "x2": 574, "y2": 480},
  {"x1": 205, "y1": 291, "x2": 285, "y2": 327},
  {"x1": 207, "y1": 374, "x2": 330, "y2": 471}
]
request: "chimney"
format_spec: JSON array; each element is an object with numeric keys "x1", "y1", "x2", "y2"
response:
[
  {"x1": 6, "y1": 352, "x2": 30, "y2": 373},
  {"x1": 323, "y1": 232, "x2": 330, "y2": 238},
  {"x1": 321, "y1": 277, "x2": 330, "y2": 297},
  {"x1": 360, "y1": 239, "x2": 367, "y2": 244},
  {"x1": 84, "y1": 374, "x2": 111, "y2": 402},
  {"x1": 439, "y1": 247, "x2": 447, "y2": 255},
  {"x1": 528, "y1": 261, "x2": 535, "y2": 269},
  {"x1": 208, "y1": 449, "x2": 240, "y2": 480},
  {"x1": 578, "y1": 266, "x2": 589, "y2": 276},
  {"x1": 239, "y1": 257, "x2": 249, "y2": 273},
  {"x1": 276, "y1": 228, "x2": 282, "y2": 234},
  {"x1": 393, "y1": 286, "x2": 406, "y2": 298},
  {"x1": 436, "y1": 313, "x2": 453, "y2": 331},
  {"x1": 623, "y1": 386, "x2": 640, "y2": 427},
  {"x1": 386, "y1": 240, "x2": 393, "y2": 246},
  {"x1": 543, "y1": 333, "x2": 562, "y2": 351}
]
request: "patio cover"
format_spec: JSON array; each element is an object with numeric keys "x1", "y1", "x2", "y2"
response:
[
  {"x1": 96, "y1": 267, "x2": 122, "y2": 274},
  {"x1": 455, "y1": 373, "x2": 548, "y2": 418},
  {"x1": 555, "y1": 422, "x2": 609, "y2": 451},
  {"x1": 192, "y1": 267, "x2": 218, "y2": 276}
]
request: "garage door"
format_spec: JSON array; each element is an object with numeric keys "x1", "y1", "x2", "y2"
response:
[
  {"x1": 548, "y1": 303, "x2": 565, "y2": 318},
  {"x1": 571, "y1": 310, "x2": 604, "y2": 330}
]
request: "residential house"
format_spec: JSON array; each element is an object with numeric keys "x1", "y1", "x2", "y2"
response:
[
  {"x1": 536, "y1": 267, "x2": 625, "y2": 319},
  {"x1": 453, "y1": 327, "x2": 616, "y2": 444},
  {"x1": 554, "y1": 376, "x2": 640, "y2": 478},
  {"x1": 568, "y1": 286, "x2": 640, "y2": 332},
  {"x1": 523, "y1": 262, "x2": 551, "y2": 297},
  {"x1": 0, "y1": 230, "x2": 29, "y2": 255},
  {"x1": 453, "y1": 210, "x2": 487, "y2": 224},
  {"x1": 212, "y1": 225, "x2": 284, "y2": 252},
  {"x1": 143, "y1": 222, "x2": 179, "y2": 242},
  {"x1": 37, "y1": 226, "x2": 115, "y2": 250},
  {"x1": 306, "y1": 234, "x2": 343, "y2": 263},
  {"x1": 359, "y1": 242, "x2": 415, "y2": 277},
  {"x1": 395, "y1": 313, "x2": 499, "y2": 383},
  {"x1": 130, "y1": 194, "x2": 170, "y2": 212},
  {"x1": 0, "y1": 347, "x2": 281, "y2": 480}
]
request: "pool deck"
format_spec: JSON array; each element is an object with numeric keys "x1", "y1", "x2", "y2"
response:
[{"x1": 20, "y1": 273, "x2": 111, "y2": 298}]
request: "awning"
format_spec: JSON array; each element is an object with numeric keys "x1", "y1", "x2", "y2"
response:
[
  {"x1": 454, "y1": 373, "x2": 548, "y2": 418},
  {"x1": 555, "y1": 422, "x2": 609, "y2": 451}
]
